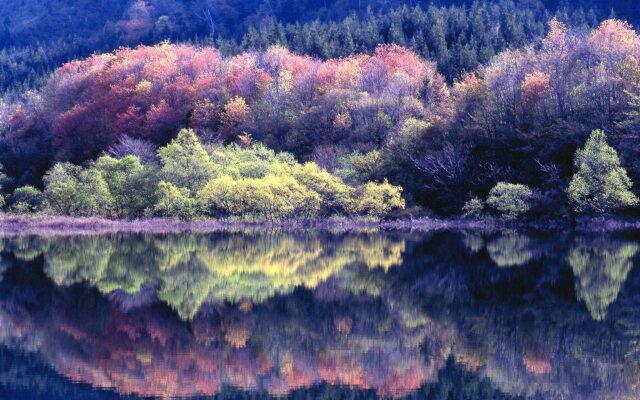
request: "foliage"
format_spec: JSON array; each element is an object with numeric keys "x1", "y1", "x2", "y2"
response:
[
  {"x1": 94, "y1": 155, "x2": 157, "y2": 217},
  {"x1": 8, "y1": 185, "x2": 43, "y2": 213},
  {"x1": 3, "y1": 15, "x2": 640, "y2": 218},
  {"x1": 568, "y1": 129, "x2": 638, "y2": 214},
  {"x1": 209, "y1": 143, "x2": 295, "y2": 179},
  {"x1": 0, "y1": 0, "x2": 615, "y2": 93},
  {"x1": 34, "y1": 130, "x2": 404, "y2": 220},
  {"x1": 108, "y1": 135, "x2": 158, "y2": 164},
  {"x1": 154, "y1": 181, "x2": 197, "y2": 220},
  {"x1": 198, "y1": 174, "x2": 321, "y2": 220},
  {"x1": 351, "y1": 179, "x2": 405, "y2": 217},
  {"x1": 335, "y1": 150, "x2": 384, "y2": 185},
  {"x1": 43, "y1": 163, "x2": 112, "y2": 217},
  {"x1": 486, "y1": 182, "x2": 533, "y2": 220},
  {"x1": 285, "y1": 162, "x2": 354, "y2": 214},
  {"x1": 1, "y1": 41, "x2": 450, "y2": 182},
  {"x1": 462, "y1": 197, "x2": 484, "y2": 218},
  {"x1": 157, "y1": 129, "x2": 216, "y2": 194}
]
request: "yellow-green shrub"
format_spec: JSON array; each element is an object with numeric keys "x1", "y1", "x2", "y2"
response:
[
  {"x1": 351, "y1": 179, "x2": 405, "y2": 216},
  {"x1": 154, "y1": 181, "x2": 198, "y2": 220}
]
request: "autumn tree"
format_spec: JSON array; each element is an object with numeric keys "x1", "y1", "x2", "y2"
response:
[{"x1": 219, "y1": 96, "x2": 253, "y2": 142}]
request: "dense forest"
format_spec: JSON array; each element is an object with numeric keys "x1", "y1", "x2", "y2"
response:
[
  {"x1": 0, "y1": 0, "x2": 632, "y2": 93},
  {"x1": 0, "y1": 1, "x2": 639, "y2": 221}
]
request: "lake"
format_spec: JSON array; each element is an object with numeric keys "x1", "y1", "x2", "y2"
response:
[{"x1": 0, "y1": 229, "x2": 639, "y2": 399}]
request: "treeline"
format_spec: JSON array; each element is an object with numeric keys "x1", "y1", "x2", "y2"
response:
[
  {"x1": 1, "y1": 18, "x2": 640, "y2": 220},
  {"x1": 220, "y1": 1, "x2": 601, "y2": 81},
  {"x1": 2, "y1": 129, "x2": 404, "y2": 220},
  {"x1": 0, "y1": 0, "x2": 609, "y2": 92}
]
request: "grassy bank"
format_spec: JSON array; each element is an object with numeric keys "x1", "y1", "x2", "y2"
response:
[
  {"x1": 2, "y1": 214, "x2": 640, "y2": 236},
  {"x1": 0, "y1": 214, "x2": 497, "y2": 236}
]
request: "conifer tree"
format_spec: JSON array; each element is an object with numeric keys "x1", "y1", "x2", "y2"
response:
[{"x1": 568, "y1": 129, "x2": 638, "y2": 214}]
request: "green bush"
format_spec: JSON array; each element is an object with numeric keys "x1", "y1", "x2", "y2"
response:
[
  {"x1": 8, "y1": 185, "x2": 43, "y2": 213},
  {"x1": 284, "y1": 162, "x2": 354, "y2": 214},
  {"x1": 198, "y1": 174, "x2": 321, "y2": 221},
  {"x1": 209, "y1": 143, "x2": 295, "y2": 179},
  {"x1": 486, "y1": 182, "x2": 533, "y2": 220},
  {"x1": 462, "y1": 197, "x2": 484, "y2": 218},
  {"x1": 38, "y1": 130, "x2": 406, "y2": 221},
  {"x1": 154, "y1": 181, "x2": 198, "y2": 220},
  {"x1": 336, "y1": 150, "x2": 384, "y2": 185},
  {"x1": 43, "y1": 163, "x2": 113, "y2": 217},
  {"x1": 94, "y1": 155, "x2": 158, "y2": 217},
  {"x1": 351, "y1": 179, "x2": 405, "y2": 217}
]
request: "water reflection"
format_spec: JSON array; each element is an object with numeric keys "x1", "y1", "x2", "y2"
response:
[
  {"x1": 0, "y1": 229, "x2": 639, "y2": 399},
  {"x1": 569, "y1": 237, "x2": 639, "y2": 321},
  {"x1": 33, "y1": 232, "x2": 406, "y2": 319},
  {"x1": 486, "y1": 231, "x2": 535, "y2": 267}
]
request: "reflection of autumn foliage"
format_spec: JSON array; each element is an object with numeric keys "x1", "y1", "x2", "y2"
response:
[
  {"x1": 522, "y1": 351, "x2": 552, "y2": 375},
  {"x1": 0, "y1": 279, "x2": 451, "y2": 399},
  {"x1": 522, "y1": 341, "x2": 552, "y2": 375},
  {"x1": 3, "y1": 231, "x2": 640, "y2": 399}
]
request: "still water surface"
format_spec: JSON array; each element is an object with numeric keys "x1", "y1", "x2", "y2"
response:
[{"x1": 0, "y1": 229, "x2": 639, "y2": 399}]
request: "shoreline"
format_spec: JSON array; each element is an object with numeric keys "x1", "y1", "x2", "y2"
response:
[
  {"x1": 0, "y1": 214, "x2": 490, "y2": 236},
  {"x1": 1, "y1": 214, "x2": 640, "y2": 236}
]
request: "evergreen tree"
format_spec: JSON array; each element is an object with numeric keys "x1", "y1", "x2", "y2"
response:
[{"x1": 568, "y1": 129, "x2": 638, "y2": 214}]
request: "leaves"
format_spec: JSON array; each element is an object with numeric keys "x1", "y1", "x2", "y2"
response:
[{"x1": 568, "y1": 129, "x2": 638, "y2": 214}]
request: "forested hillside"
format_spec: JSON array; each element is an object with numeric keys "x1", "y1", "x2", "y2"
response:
[
  {"x1": 1, "y1": 17, "x2": 639, "y2": 220},
  {"x1": 0, "y1": 0, "x2": 635, "y2": 92}
]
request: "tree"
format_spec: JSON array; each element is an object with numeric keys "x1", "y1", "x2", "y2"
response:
[
  {"x1": 157, "y1": 129, "x2": 216, "y2": 194},
  {"x1": 107, "y1": 135, "x2": 158, "y2": 164},
  {"x1": 568, "y1": 129, "x2": 638, "y2": 214},
  {"x1": 43, "y1": 163, "x2": 112, "y2": 217},
  {"x1": 154, "y1": 181, "x2": 198, "y2": 220},
  {"x1": 486, "y1": 182, "x2": 533, "y2": 220},
  {"x1": 219, "y1": 96, "x2": 253, "y2": 141},
  {"x1": 335, "y1": 150, "x2": 384, "y2": 185},
  {"x1": 94, "y1": 155, "x2": 158, "y2": 217},
  {"x1": 258, "y1": 174, "x2": 321, "y2": 220},
  {"x1": 198, "y1": 174, "x2": 321, "y2": 221}
]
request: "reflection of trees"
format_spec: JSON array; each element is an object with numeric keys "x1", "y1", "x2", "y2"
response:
[
  {"x1": 486, "y1": 231, "x2": 534, "y2": 267},
  {"x1": 569, "y1": 238, "x2": 638, "y2": 321},
  {"x1": 462, "y1": 232, "x2": 484, "y2": 253},
  {"x1": 2, "y1": 230, "x2": 640, "y2": 399},
  {"x1": 0, "y1": 267, "x2": 448, "y2": 399},
  {"x1": 2, "y1": 232, "x2": 406, "y2": 320}
]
